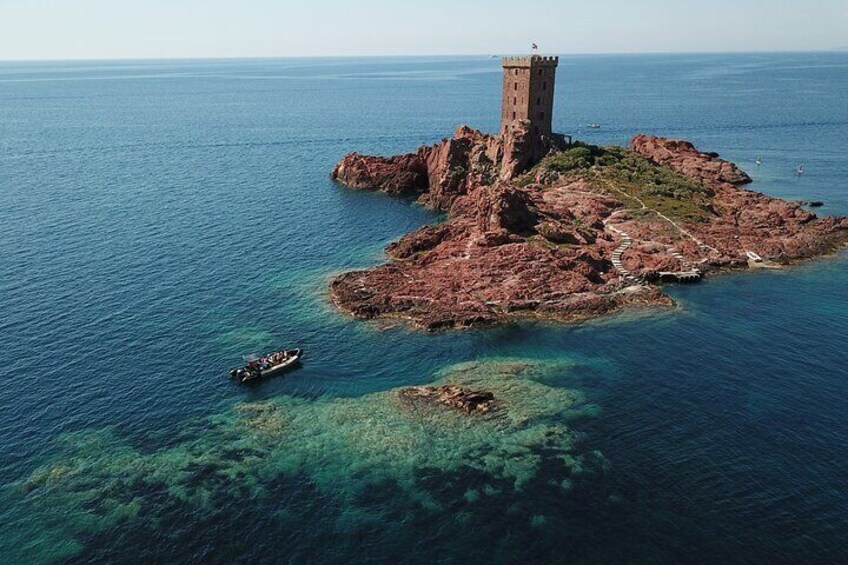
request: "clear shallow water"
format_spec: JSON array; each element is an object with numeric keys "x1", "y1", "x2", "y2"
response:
[{"x1": 1, "y1": 54, "x2": 847, "y2": 563}]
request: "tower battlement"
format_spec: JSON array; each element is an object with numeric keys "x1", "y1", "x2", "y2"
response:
[
  {"x1": 501, "y1": 56, "x2": 559, "y2": 68},
  {"x1": 500, "y1": 55, "x2": 559, "y2": 135}
]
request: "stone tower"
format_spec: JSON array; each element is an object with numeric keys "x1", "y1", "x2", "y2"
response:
[{"x1": 501, "y1": 56, "x2": 558, "y2": 136}]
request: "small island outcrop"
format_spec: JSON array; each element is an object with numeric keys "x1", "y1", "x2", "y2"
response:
[
  {"x1": 329, "y1": 127, "x2": 848, "y2": 330},
  {"x1": 398, "y1": 384, "x2": 500, "y2": 415}
]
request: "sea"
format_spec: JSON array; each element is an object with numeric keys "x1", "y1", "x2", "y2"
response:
[{"x1": 1, "y1": 53, "x2": 847, "y2": 564}]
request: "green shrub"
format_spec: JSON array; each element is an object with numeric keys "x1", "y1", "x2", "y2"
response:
[
  {"x1": 534, "y1": 141, "x2": 716, "y2": 224},
  {"x1": 543, "y1": 146, "x2": 596, "y2": 172}
]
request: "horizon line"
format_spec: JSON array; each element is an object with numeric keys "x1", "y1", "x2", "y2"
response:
[{"x1": 0, "y1": 47, "x2": 845, "y2": 65}]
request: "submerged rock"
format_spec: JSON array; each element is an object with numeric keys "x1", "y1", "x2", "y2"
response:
[
  {"x1": 398, "y1": 385, "x2": 500, "y2": 415},
  {"x1": 7, "y1": 359, "x2": 599, "y2": 562}
]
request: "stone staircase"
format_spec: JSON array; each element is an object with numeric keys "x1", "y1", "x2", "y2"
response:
[
  {"x1": 606, "y1": 225, "x2": 642, "y2": 284},
  {"x1": 661, "y1": 247, "x2": 702, "y2": 283},
  {"x1": 605, "y1": 224, "x2": 702, "y2": 285}
]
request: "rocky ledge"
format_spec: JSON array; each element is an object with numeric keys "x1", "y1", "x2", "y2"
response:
[
  {"x1": 330, "y1": 127, "x2": 848, "y2": 330},
  {"x1": 398, "y1": 385, "x2": 500, "y2": 415}
]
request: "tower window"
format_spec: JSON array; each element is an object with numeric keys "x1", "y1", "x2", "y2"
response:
[
  {"x1": 512, "y1": 111, "x2": 516, "y2": 120},
  {"x1": 513, "y1": 97, "x2": 517, "y2": 105},
  {"x1": 514, "y1": 69, "x2": 518, "y2": 76},
  {"x1": 537, "y1": 97, "x2": 541, "y2": 105},
  {"x1": 514, "y1": 83, "x2": 517, "y2": 91},
  {"x1": 539, "y1": 111, "x2": 545, "y2": 120},
  {"x1": 543, "y1": 81, "x2": 547, "y2": 91}
]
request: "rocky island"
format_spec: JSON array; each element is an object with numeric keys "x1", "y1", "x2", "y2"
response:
[{"x1": 329, "y1": 56, "x2": 848, "y2": 330}]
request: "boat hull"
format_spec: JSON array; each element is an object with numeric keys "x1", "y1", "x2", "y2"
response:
[
  {"x1": 258, "y1": 356, "x2": 301, "y2": 378},
  {"x1": 231, "y1": 349, "x2": 303, "y2": 383}
]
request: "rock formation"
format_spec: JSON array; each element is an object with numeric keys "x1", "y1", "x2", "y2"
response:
[
  {"x1": 629, "y1": 136, "x2": 848, "y2": 264},
  {"x1": 329, "y1": 129, "x2": 848, "y2": 330},
  {"x1": 398, "y1": 385, "x2": 500, "y2": 415},
  {"x1": 332, "y1": 123, "x2": 565, "y2": 212},
  {"x1": 630, "y1": 134, "x2": 752, "y2": 186}
]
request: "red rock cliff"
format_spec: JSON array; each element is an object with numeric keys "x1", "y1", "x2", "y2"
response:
[
  {"x1": 332, "y1": 124, "x2": 565, "y2": 212},
  {"x1": 631, "y1": 134, "x2": 752, "y2": 186},
  {"x1": 328, "y1": 132, "x2": 848, "y2": 331}
]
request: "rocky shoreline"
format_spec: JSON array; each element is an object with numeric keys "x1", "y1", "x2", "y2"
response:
[{"x1": 330, "y1": 126, "x2": 848, "y2": 330}]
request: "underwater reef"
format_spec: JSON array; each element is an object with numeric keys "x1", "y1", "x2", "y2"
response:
[{"x1": 4, "y1": 359, "x2": 603, "y2": 562}]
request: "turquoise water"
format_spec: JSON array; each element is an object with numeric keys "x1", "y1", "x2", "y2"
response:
[{"x1": 1, "y1": 54, "x2": 847, "y2": 563}]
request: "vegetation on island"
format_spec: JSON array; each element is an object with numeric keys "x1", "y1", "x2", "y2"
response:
[{"x1": 528, "y1": 143, "x2": 717, "y2": 224}]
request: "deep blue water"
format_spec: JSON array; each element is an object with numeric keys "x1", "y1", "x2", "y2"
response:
[{"x1": 1, "y1": 53, "x2": 847, "y2": 563}]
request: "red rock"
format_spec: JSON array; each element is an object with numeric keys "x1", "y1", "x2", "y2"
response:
[
  {"x1": 631, "y1": 134, "x2": 752, "y2": 186},
  {"x1": 398, "y1": 385, "x2": 500, "y2": 415},
  {"x1": 331, "y1": 152, "x2": 428, "y2": 195},
  {"x1": 329, "y1": 132, "x2": 848, "y2": 330},
  {"x1": 332, "y1": 125, "x2": 565, "y2": 213},
  {"x1": 475, "y1": 182, "x2": 538, "y2": 234},
  {"x1": 386, "y1": 223, "x2": 457, "y2": 260}
]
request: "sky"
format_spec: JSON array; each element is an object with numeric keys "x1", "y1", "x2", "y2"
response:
[{"x1": 0, "y1": 0, "x2": 846, "y2": 61}]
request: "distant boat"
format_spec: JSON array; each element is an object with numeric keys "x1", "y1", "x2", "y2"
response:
[
  {"x1": 796, "y1": 164, "x2": 805, "y2": 176},
  {"x1": 755, "y1": 157, "x2": 763, "y2": 166},
  {"x1": 587, "y1": 123, "x2": 601, "y2": 129},
  {"x1": 746, "y1": 251, "x2": 763, "y2": 263}
]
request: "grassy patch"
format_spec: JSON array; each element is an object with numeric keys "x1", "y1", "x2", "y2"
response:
[
  {"x1": 532, "y1": 143, "x2": 716, "y2": 224},
  {"x1": 542, "y1": 145, "x2": 598, "y2": 173},
  {"x1": 526, "y1": 235, "x2": 573, "y2": 250}
]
